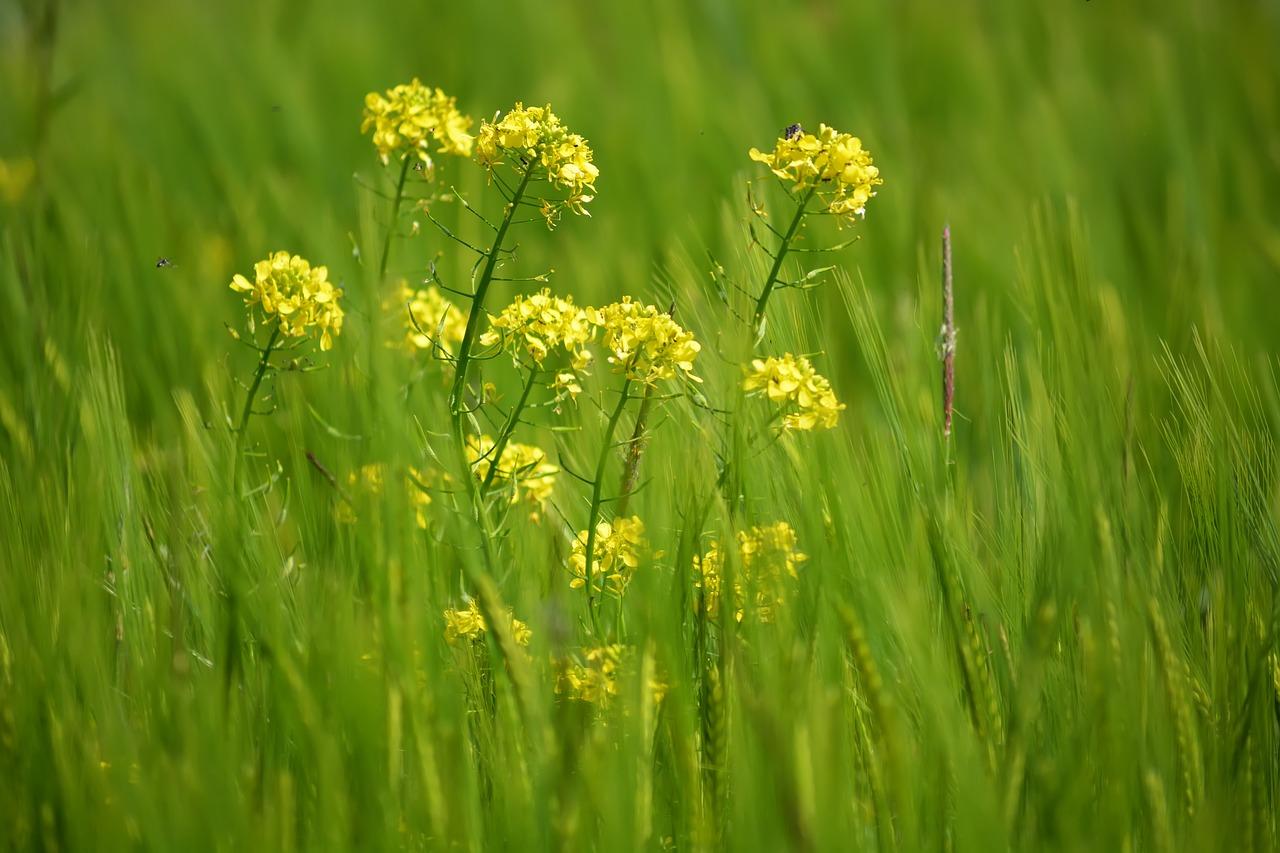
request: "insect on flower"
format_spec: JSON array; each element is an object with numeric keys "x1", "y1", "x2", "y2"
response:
[
  {"x1": 155, "y1": 257, "x2": 173, "y2": 268},
  {"x1": 784, "y1": 122, "x2": 803, "y2": 140}
]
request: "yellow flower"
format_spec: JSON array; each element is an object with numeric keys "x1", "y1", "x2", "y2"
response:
[
  {"x1": 474, "y1": 103, "x2": 599, "y2": 226},
  {"x1": 568, "y1": 516, "x2": 647, "y2": 596},
  {"x1": 405, "y1": 466, "x2": 435, "y2": 529},
  {"x1": 465, "y1": 435, "x2": 558, "y2": 521},
  {"x1": 478, "y1": 288, "x2": 594, "y2": 395},
  {"x1": 361, "y1": 79, "x2": 473, "y2": 166},
  {"x1": 443, "y1": 599, "x2": 532, "y2": 647},
  {"x1": 557, "y1": 644, "x2": 625, "y2": 703},
  {"x1": 744, "y1": 353, "x2": 844, "y2": 431},
  {"x1": 229, "y1": 251, "x2": 344, "y2": 350},
  {"x1": 695, "y1": 521, "x2": 807, "y2": 623},
  {"x1": 0, "y1": 156, "x2": 36, "y2": 205},
  {"x1": 556, "y1": 645, "x2": 666, "y2": 705},
  {"x1": 587, "y1": 298, "x2": 701, "y2": 386},
  {"x1": 749, "y1": 123, "x2": 882, "y2": 221},
  {"x1": 396, "y1": 282, "x2": 467, "y2": 356}
]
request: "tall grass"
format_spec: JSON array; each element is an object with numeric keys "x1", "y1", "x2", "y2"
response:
[{"x1": 2, "y1": 0, "x2": 1279, "y2": 850}]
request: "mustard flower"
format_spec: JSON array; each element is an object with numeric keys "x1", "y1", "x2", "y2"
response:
[
  {"x1": 398, "y1": 282, "x2": 467, "y2": 356},
  {"x1": 556, "y1": 645, "x2": 667, "y2": 705},
  {"x1": 588, "y1": 298, "x2": 702, "y2": 386},
  {"x1": 361, "y1": 79, "x2": 473, "y2": 166},
  {"x1": 229, "y1": 251, "x2": 344, "y2": 350},
  {"x1": 557, "y1": 644, "x2": 625, "y2": 704},
  {"x1": 465, "y1": 435, "x2": 558, "y2": 520},
  {"x1": 568, "y1": 515, "x2": 647, "y2": 596},
  {"x1": 695, "y1": 521, "x2": 808, "y2": 623},
  {"x1": 474, "y1": 102, "x2": 599, "y2": 225},
  {"x1": 744, "y1": 353, "x2": 845, "y2": 431},
  {"x1": 478, "y1": 288, "x2": 594, "y2": 397},
  {"x1": 749, "y1": 123, "x2": 882, "y2": 222},
  {"x1": 443, "y1": 599, "x2": 532, "y2": 647}
]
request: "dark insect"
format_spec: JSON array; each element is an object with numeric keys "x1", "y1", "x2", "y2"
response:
[
  {"x1": 155, "y1": 257, "x2": 173, "y2": 268},
  {"x1": 784, "y1": 123, "x2": 803, "y2": 140}
]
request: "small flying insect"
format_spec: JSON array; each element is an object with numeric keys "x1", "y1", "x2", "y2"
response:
[
  {"x1": 784, "y1": 123, "x2": 803, "y2": 140},
  {"x1": 155, "y1": 257, "x2": 174, "y2": 269}
]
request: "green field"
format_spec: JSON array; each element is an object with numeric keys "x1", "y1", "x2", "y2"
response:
[{"x1": 3, "y1": 0, "x2": 1280, "y2": 849}]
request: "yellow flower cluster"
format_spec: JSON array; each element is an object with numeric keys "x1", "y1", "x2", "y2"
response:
[
  {"x1": 744, "y1": 353, "x2": 845, "y2": 431},
  {"x1": 568, "y1": 516, "x2": 647, "y2": 596},
  {"x1": 405, "y1": 466, "x2": 434, "y2": 529},
  {"x1": 478, "y1": 289, "x2": 594, "y2": 388},
  {"x1": 588, "y1": 298, "x2": 702, "y2": 386},
  {"x1": 557, "y1": 644, "x2": 625, "y2": 703},
  {"x1": 749, "y1": 123, "x2": 882, "y2": 221},
  {"x1": 695, "y1": 521, "x2": 808, "y2": 623},
  {"x1": 465, "y1": 435, "x2": 558, "y2": 519},
  {"x1": 399, "y1": 282, "x2": 467, "y2": 356},
  {"x1": 332, "y1": 462, "x2": 434, "y2": 529},
  {"x1": 230, "y1": 251, "x2": 344, "y2": 350},
  {"x1": 475, "y1": 103, "x2": 599, "y2": 224},
  {"x1": 361, "y1": 79, "x2": 473, "y2": 166},
  {"x1": 443, "y1": 599, "x2": 532, "y2": 647}
]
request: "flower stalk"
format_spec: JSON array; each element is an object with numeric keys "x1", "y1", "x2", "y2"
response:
[
  {"x1": 752, "y1": 184, "x2": 817, "y2": 334},
  {"x1": 231, "y1": 323, "x2": 282, "y2": 488},
  {"x1": 479, "y1": 365, "x2": 540, "y2": 498},
  {"x1": 449, "y1": 159, "x2": 536, "y2": 419},
  {"x1": 582, "y1": 378, "x2": 633, "y2": 635},
  {"x1": 377, "y1": 156, "x2": 413, "y2": 282}
]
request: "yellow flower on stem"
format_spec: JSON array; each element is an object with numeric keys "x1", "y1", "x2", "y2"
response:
[
  {"x1": 443, "y1": 599, "x2": 532, "y2": 647},
  {"x1": 588, "y1": 298, "x2": 701, "y2": 386},
  {"x1": 474, "y1": 102, "x2": 599, "y2": 226},
  {"x1": 749, "y1": 123, "x2": 882, "y2": 222},
  {"x1": 744, "y1": 353, "x2": 845, "y2": 431},
  {"x1": 695, "y1": 521, "x2": 808, "y2": 623},
  {"x1": 229, "y1": 251, "x2": 344, "y2": 351},
  {"x1": 478, "y1": 288, "x2": 594, "y2": 397},
  {"x1": 465, "y1": 435, "x2": 558, "y2": 521},
  {"x1": 396, "y1": 282, "x2": 467, "y2": 357},
  {"x1": 568, "y1": 516, "x2": 647, "y2": 596},
  {"x1": 361, "y1": 79, "x2": 473, "y2": 166}
]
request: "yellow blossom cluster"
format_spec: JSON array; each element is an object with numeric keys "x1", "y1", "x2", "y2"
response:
[
  {"x1": 478, "y1": 289, "x2": 594, "y2": 394},
  {"x1": 749, "y1": 123, "x2": 882, "y2": 221},
  {"x1": 568, "y1": 516, "x2": 647, "y2": 596},
  {"x1": 332, "y1": 462, "x2": 434, "y2": 529},
  {"x1": 230, "y1": 251, "x2": 344, "y2": 350},
  {"x1": 557, "y1": 644, "x2": 625, "y2": 703},
  {"x1": 475, "y1": 103, "x2": 598, "y2": 224},
  {"x1": 465, "y1": 435, "x2": 558, "y2": 519},
  {"x1": 361, "y1": 79, "x2": 473, "y2": 166},
  {"x1": 443, "y1": 599, "x2": 532, "y2": 647},
  {"x1": 588, "y1": 298, "x2": 702, "y2": 386},
  {"x1": 398, "y1": 282, "x2": 467, "y2": 356},
  {"x1": 695, "y1": 521, "x2": 808, "y2": 623},
  {"x1": 744, "y1": 353, "x2": 845, "y2": 431}
]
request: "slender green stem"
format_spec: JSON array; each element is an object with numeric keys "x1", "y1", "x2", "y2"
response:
[
  {"x1": 582, "y1": 379, "x2": 633, "y2": 636},
  {"x1": 479, "y1": 365, "x2": 540, "y2": 498},
  {"x1": 231, "y1": 323, "x2": 282, "y2": 489},
  {"x1": 616, "y1": 383, "x2": 655, "y2": 517},
  {"x1": 378, "y1": 156, "x2": 413, "y2": 282},
  {"x1": 450, "y1": 160, "x2": 537, "y2": 418},
  {"x1": 751, "y1": 184, "x2": 818, "y2": 333}
]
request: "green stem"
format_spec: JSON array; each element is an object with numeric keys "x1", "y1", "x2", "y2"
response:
[
  {"x1": 751, "y1": 184, "x2": 818, "y2": 334},
  {"x1": 450, "y1": 160, "x2": 537, "y2": 418},
  {"x1": 479, "y1": 365, "x2": 540, "y2": 498},
  {"x1": 378, "y1": 156, "x2": 413, "y2": 282},
  {"x1": 231, "y1": 323, "x2": 282, "y2": 489},
  {"x1": 582, "y1": 379, "x2": 633, "y2": 636}
]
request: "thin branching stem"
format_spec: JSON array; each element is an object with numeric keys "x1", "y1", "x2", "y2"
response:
[
  {"x1": 231, "y1": 323, "x2": 282, "y2": 489},
  {"x1": 752, "y1": 184, "x2": 818, "y2": 334},
  {"x1": 450, "y1": 160, "x2": 537, "y2": 418},
  {"x1": 582, "y1": 378, "x2": 633, "y2": 636},
  {"x1": 378, "y1": 156, "x2": 413, "y2": 281},
  {"x1": 479, "y1": 365, "x2": 540, "y2": 497}
]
